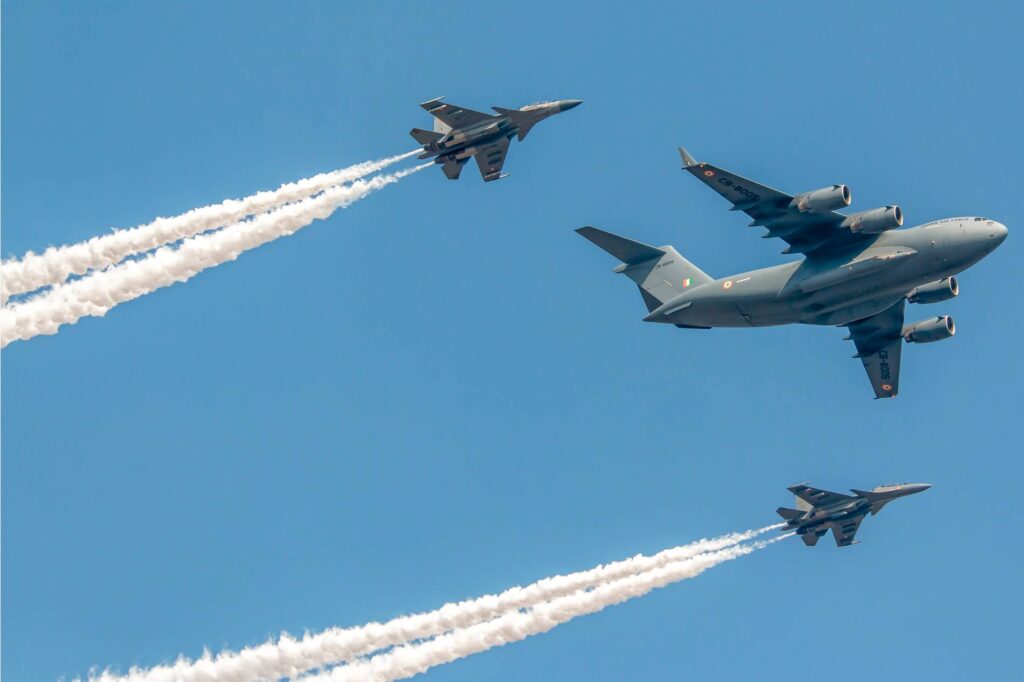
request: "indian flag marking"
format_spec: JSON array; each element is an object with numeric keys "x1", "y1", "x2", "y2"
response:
[{"x1": 682, "y1": 277, "x2": 692, "y2": 287}]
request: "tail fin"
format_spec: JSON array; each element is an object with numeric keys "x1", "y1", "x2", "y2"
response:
[
  {"x1": 801, "y1": 532, "x2": 823, "y2": 547},
  {"x1": 441, "y1": 159, "x2": 466, "y2": 180},
  {"x1": 492, "y1": 107, "x2": 536, "y2": 140},
  {"x1": 776, "y1": 507, "x2": 803, "y2": 522},
  {"x1": 433, "y1": 117, "x2": 452, "y2": 135},
  {"x1": 576, "y1": 226, "x2": 712, "y2": 313},
  {"x1": 410, "y1": 128, "x2": 444, "y2": 146}
]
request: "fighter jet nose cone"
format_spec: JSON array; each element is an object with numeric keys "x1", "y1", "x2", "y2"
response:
[
  {"x1": 912, "y1": 483, "x2": 933, "y2": 494},
  {"x1": 560, "y1": 99, "x2": 583, "y2": 111}
]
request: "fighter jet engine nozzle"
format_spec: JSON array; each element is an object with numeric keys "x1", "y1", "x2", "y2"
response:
[
  {"x1": 903, "y1": 315, "x2": 955, "y2": 344},
  {"x1": 908, "y1": 277, "x2": 959, "y2": 304},
  {"x1": 842, "y1": 205, "x2": 904, "y2": 234},
  {"x1": 792, "y1": 185, "x2": 852, "y2": 212}
]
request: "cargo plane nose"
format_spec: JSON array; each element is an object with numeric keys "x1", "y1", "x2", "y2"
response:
[
  {"x1": 989, "y1": 220, "x2": 1008, "y2": 245},
  {"x1": 965, "y1": 219, "x2": 1007, "y2": 261}
]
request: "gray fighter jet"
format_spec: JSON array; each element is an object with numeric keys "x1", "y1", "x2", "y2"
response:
[
  {"x1": 777, "y1": 482, "x2": 931, "y2": 547},
  {"x1": 410, "y1": 98, "x2": 582, "y2": 182},
  {"x1": 577, "y1": 146, "x2": 1008, "y2": 398}
]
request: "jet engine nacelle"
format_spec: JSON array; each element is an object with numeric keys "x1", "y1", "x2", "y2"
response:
[
  {"x1": 842, "y1": 205, "x2": 904, "y2": 234},
  {"x1": 903, "y1": 315, "x2": 955, "y2": 343},
  {"x1": 792, "y1": 185, "x2": 852, "y2": 212},
  {"x1": 908, "y1": 277, "x2": 959, "y2": 304}
]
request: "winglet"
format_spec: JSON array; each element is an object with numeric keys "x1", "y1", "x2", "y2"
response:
[{"x1": 678, "y1": 146, "x2": 698, "y2": 168}]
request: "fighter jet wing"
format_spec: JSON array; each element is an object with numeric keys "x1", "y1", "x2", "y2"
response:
[
  {"x1": 831, "y1": 516, "x2": 864, "y2": 547},
  {"x1": 678, "y1": 146, "x2": 867, "y2": 257},
  {"x1": 420, "y1": 99, "x2": 496, "y2": 129},
  {"x1": 789, "y1": 483, "x2": 855, "y2": 508},
  {"x1": 845, "y1": 299, "x2": 905, "y2": 399},
  {"x1": 473, "y1": 137, "x2": 511, "y2": 182}
]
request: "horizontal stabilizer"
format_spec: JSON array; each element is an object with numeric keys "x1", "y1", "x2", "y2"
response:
[
  {"x1": 410, "y1": 128, "x2": 444, "y2": 145},
  {"x1": 776, "y1": 507, "x2": 803, "y2": 521},
  {"x1": 576, "y1": 226, "x2": 664, "y2": 264}
]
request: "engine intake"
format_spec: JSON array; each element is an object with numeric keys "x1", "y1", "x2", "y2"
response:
[
  {"x1": 908, "y1": 277, "x2": 959, "y2": 304},
  {"x1": 842, "y1": 205, "x2": 904, "y2": 234},
  {"x1": 792, "y1": 185, "x2": 852, "y2": 212},
  {"x1": 903, "y1": 315, "x2": 955, "y2": 344}
]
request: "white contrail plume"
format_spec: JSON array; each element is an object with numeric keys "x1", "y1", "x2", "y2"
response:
[
  {"x1": 311, "y1": 536, "x2": 791, "y2": 682},
  {"x1": 0, "y1": 151, "x2": 419, "y2": 301},
  {"x1": 85, "y1": 526, "x2": 780, "y2": 682},
  {"x1": 1, "y1": 164, "x2": 430, "y2": 348}
]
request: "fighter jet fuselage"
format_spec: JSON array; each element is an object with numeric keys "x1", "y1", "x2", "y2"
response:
[
  {"x1": 778, "y1": 483, "x2": 931, "y2": 547},
  {"x1": 419, "y1": 118, "x2": 515, "y2": 164},
  {"x1": 410, "y1": 98, "x2": 581, "y2": 182},
  {"x1": 644, "y1": 218, "x2": 1006, "y2": 329}
]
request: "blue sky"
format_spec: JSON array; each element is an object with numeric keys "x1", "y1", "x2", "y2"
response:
[{"x1": 2, "y1": 2, "x2": 1021, "y2": 680}]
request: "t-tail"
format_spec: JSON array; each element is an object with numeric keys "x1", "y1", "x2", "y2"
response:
[{"x1": 575, "y1": 226, "x2": 713, "y2": 314}]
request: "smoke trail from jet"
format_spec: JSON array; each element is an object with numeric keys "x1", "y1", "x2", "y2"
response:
[
  {"x1": 86, "y1": 526, "x2": 780, "y2": 682},
  {"x1": 0, "y1": 151, "x2": 419, "y2": 302},
  {"x1": 309, "y1": 536, "x2": 790, "y2": 682},
  {"x1": 1, "y1": 164, "x2": 430, "y2": 348}
]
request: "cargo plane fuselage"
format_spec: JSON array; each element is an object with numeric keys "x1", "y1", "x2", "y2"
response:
[{"x1": 643, "y1": 217, "x2": 1006, "y2": 329}]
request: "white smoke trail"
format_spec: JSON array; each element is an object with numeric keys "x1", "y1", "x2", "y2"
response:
[
  {"x1": 310, "y1": 536, "x2": 790, "y2": 682},
  {"x1": 1, "y1": 164, "x2": 430, "y2": 348},
  {"x1": 0, "y1": 151, "x2": 419, "y2": 301},
  {"x1": 86, "y1": 526, "x2": 779, "y2": 682}
]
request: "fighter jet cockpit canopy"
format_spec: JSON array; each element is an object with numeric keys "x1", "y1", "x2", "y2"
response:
[
  {"x1": 873, "y1": 483, "x2": 909, "y2": 492},
  {"x1": 520, "y1": 100, "x2": 558, "y2": 110}
]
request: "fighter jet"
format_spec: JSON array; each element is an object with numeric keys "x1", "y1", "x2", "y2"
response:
[
  {"x1": 777, "y1": 482, "x2": 931, "y2": 547},
  {"x1": 577, "y1": 146, "x2": 1008, "y2": 398},
  {"x1": 410, "y1": 98, "x2": 582, "y2": 182}
]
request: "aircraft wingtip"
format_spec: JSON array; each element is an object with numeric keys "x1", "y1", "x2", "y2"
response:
[{"x1": 678, "y1": 146, "x2": 698, "y2": 167}]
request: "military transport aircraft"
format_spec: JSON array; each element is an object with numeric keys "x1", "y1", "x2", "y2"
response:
[
  {"x1": 777, "y1": 482, "x2": 931, "y2": 547},
  {"x1": 410, "y1": 98, "x2": 582, "y2": 182},
  {"x1": 577, "y1": 146, "x2": 1007, "y2": 398}
]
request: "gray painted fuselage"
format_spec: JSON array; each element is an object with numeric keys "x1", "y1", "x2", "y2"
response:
[
  {"x1": 780, "y1": 483, "x2": 931, "y2": 547},
  {"x1": 421, "y1": 100, "x2": 581, "y2": 166},
  {"x1": 646, "y1": 218, "x2": 1007, "y2": 328},
  {"x1": 426, "y1": 118, "x2": 515, "y2": 164}
]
